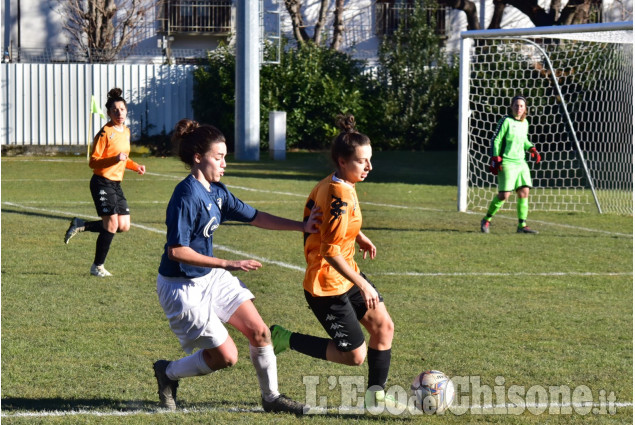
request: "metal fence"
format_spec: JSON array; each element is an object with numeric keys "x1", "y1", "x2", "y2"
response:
[{"x1": 1, "y1": 63, "x2": 196, "y2": 146}]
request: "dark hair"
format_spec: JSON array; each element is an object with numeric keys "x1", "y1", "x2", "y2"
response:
[
  {"x1": 171, "y1": 119, "x2": 226, "y2": 168},
  {"x1": 509, "y1": 95, "x2": 528, "y2": 121},
  {"x1": 105, "y1": 88, "x2": 126, "y2": 111},
  {"x1": 331, "y1": 114, "x2": 371, "y2": 165}
]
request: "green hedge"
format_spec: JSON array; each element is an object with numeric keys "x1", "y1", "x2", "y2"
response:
[{"x1": 191, "y1": 6, "x2": 459, "y2": 152}]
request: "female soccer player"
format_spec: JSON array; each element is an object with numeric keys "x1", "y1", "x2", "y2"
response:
[
  {"x1": 152, "y1": 119, "x2": 319, "y2": 414},
  {"x1": 270, "y1": 114, "x2": 403, "y2": 411},
  {"x1": 64, "y1": 88, "x2": 146, "y2": 277},
  {"x1": 481, "y1": 95, "x2": 541, "y2": 234}
]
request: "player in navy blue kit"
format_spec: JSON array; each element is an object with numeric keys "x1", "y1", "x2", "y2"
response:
[{"x1": 153, "y1": 119, "x2": 320, "y2": 415}]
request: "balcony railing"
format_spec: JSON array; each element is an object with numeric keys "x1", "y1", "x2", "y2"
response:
[
  {"x1": 375, "y1": 2, "x2": 446, "y2": 37},
  {"x1": 159, "y1": 0, "x2": 232, "y2": 35}
]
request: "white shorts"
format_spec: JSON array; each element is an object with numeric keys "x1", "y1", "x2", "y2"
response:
[{"x1": 157, "y1": 269, "x2": 255, "y2": 354}]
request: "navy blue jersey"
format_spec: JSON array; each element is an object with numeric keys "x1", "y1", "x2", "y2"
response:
[{"x1": 159, "y1": 174, "x2": 258, "y2": 278}]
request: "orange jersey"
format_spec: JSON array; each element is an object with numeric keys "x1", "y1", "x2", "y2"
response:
[
  {"x1": 303, "y1": 173, "x2": 362, "y2": 296},
  {"x1": 89, "y1": 123, "x2": 140, "y2": 181}
]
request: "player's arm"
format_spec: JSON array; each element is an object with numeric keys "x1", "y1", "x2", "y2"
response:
[
  {"x1": 324, "y1": 254, "x2": 380, "y2": 309},
  {"x1": 167, "y1": 244, "x2": 261, "y2": 272},
  {"x1": 488, "y1": 118, "x2": 508, "y2": 174},
  {"x1": 490, "y1": 118, "x2": 509, "y2": 158},
  {"x1": 250, "y1": 207, "x2": 321, "y2": 233}
]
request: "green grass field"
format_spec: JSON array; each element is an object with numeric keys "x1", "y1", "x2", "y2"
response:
[{"x1": 1, "y1": 151, "x2": 632, "y2": 424}]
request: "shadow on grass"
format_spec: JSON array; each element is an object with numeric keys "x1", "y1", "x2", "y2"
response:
[
  {"x1": 1, "y1": 207, "x2": 75, "y2": 223},
  {"x1": 1, "y1": 397, "x2": 413, "y2": 420},
  {"x1": 1, "y1": 397, "x2": 151, "y2": 412},
  {"x1": 225, "y1": 151, "x2": 457, "y2": 186}
]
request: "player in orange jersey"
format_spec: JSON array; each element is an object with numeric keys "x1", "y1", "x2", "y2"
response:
[
  {"x1": 64, "y1": 88, "x2": 146, "y2": 277},
  {"x1": 270, "y1": 114, "x2": 404, "y2": 412}
]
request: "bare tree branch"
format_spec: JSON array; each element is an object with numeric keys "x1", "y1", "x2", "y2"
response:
[
  {"x1": 313, "y1": 0, "x2": 329, "y2": 45},
  {"x1": 283, "y1": 0, "x2": 310, "y2": 44},
  {"x1": 331, "y1": 0, "x2": 345, "y2": 50},
  {"x1": 438, "y1": 0, "x2": 480, "y2": 30},
  {"x1": 440, "y1": 0, "x2": 598, "y2": 30},
  {"x1": 56, "y1": 0, "x2": 158, "y2": 62}
]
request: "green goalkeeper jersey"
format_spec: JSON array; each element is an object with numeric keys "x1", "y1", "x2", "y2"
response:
[{"x1": 491, "y1": 116, "x2": 534, "y2": 164}]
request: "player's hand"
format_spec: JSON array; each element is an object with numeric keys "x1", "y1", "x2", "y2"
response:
[
  {"x1": 356, "y1": 233, "x2": 376, "y2": 260},
  {"x1": 489, "y1": 156, "x2": 503, "y2": 175},
  {"x1": 529, "y1": 147, "x2": 541, "y2": 163},
  {"x1": 226, "y1": 259, "x2": 262, "y2": 272},
  {"x1": 118, "y1": 152, "x2": 128, "y2": 162},
  {"x1": 137, "y1": 165, "x2": 146, "y2": 175},
  {"x1": 360, "y1": 282, "x2": 380, "y2": 310},
  {"x1": 304, "y1": 205, "x2": 322, "y2": 234}
]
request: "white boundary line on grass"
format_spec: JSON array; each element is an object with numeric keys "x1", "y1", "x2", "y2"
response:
[
  {"x1": 2, "y1": 200, "x2": 633, "y2": 417},
  {"x1": 2, "y1": 401, "x2": 633, "y2": 418},
  {"x1": 2, "y1": 202, "x2": 631, "y2": 278},
  {"x1": 4, "y1": 166, "x2": 631, "y2": 237}
]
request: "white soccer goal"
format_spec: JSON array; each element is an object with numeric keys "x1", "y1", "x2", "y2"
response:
[{"x1": 457, "y1": 22, "x2": 633, "y2": 215}]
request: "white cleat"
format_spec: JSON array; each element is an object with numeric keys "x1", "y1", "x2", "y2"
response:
[{"x1": 90, "y1": 263, "x2": 112, "y2": 277}]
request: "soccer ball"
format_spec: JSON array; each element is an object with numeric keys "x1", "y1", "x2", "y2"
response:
[{"x1": 411, "y1": 370, "x2": 455, "y2": 414}]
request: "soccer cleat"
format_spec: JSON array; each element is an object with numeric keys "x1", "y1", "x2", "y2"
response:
[
  {"x1": 90, "y1": 263, "x2": 112, "y2": 277},
  {"x1": 517, "y1": 226, "x2": 538, "y2": 234},
  {"x1": 64, "y1": 217, "x2": 85, "y2": 244},
  {"x1": 262, "y1": 394, "x2": 307, "y2": 415},
  {"x1": 270, "y1": 324, "x2": 292, "y2": 355},
  {"x1": 480, "y1": 218, "x2": 490, "y2": 234},
  {"x1": 153, "y1": 360, "x2": 179, "y2": 411},
  {"x1": 365, "y1": 389, "x2": 408, "y2": 413}
]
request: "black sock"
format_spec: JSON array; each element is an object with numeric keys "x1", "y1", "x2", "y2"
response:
[
  {"x1": 84, "y1": 220, "x2": 104, "y2": 232},
  {"x1": 94, "y1": 229, "x2": 115, "y2": 265},
  {"x1": 367, "y1": 348, "x2": 391, "y2": 390},
  {"x1": 289, "y1": 333, "x2": 329, "y2": 360}
]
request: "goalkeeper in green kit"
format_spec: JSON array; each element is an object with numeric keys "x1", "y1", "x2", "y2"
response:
[{"x1": 481, "y1": 95, "x2": 541, "y2": 234}]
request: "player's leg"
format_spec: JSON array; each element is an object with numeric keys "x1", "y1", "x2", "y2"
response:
[
  {"x1": 214, "y1": 270, "x2": 305, "y2": 415},
  {"x1": 349, "y1": 278, "x2": 403, "y2": 411},
  {"x1": 154, "y1": 272, "x2": 237, "y2": 410},
  {"x1": 515, "y1": 163, "x2": 537, "y2": 233},
  {"x1": 516, "y1": 186, "x2": 537, "y2": 233},
  {"x1": 113, "y1": 184, "x2": 131, "y2": 233},
  {"x1": 482, "y1": 164, "x2": 517, "y2": 232},
  {"x1": 271, "y1": 289, "x2": 367, "y2": 366}
]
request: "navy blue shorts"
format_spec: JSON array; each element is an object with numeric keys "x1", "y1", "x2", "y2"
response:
[
  {"x1": 90, "y1": 174, "x2": 130, "y2": 217},
  {"x1": 304, "y1": 273, "x2": 383, "y2": 352}
]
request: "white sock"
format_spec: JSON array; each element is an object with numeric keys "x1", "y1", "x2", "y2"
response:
[
  {"x1": 166, "y1": 350, "x2": 213, "y2": 380},
  {"x1": 250, "y1": 344, "x2": 280, "y2": 402}
]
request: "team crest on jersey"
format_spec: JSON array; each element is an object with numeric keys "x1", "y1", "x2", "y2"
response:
[
  {"x1": 330, "y1": 195, "x2": 347, "y2": 223},
  {"x1": 216, "y1": 197, "x2": 223, "y2": 210},
  {"x1": 203, "y1": 217, "x2": 219, "y2": 237}
]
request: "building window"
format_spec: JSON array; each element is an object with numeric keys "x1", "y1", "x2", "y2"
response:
[{"x1": 159, "y1": 1, "x2": 232, "y2": 34}]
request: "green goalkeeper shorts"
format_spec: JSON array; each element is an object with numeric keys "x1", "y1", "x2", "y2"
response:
[{"x1": 498, "y1": 161, "x2": 533, "y2": 192}]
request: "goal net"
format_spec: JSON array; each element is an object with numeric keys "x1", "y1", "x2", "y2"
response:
[{"x1": 457, "y1": 22, "x2": 633, "y2": 215}]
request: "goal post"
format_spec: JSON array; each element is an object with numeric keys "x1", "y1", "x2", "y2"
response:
[{"x1": 458, "y1": 22, "x2": 633, "y2": 215}]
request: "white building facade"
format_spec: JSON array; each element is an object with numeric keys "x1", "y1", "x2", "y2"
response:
[{"x1": 1, "y1": 1, "x2": 631, "y2": 64}]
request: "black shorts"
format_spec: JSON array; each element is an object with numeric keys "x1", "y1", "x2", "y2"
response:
[
  {"x1": 304, "y1": 273, "x2": 384, "y2": 352},
  {"x1": 90, "y1": 174, "x2": 130, "y2": 217}
]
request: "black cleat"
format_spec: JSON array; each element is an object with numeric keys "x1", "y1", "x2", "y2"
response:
[
  {"x1": 480, "y1": 219, "x2": 490, "y2": 234},
  {"x1": 64, "y1": 217, "x2": 85, "y2": 244},
  {"x1": 153, "y1": 360, "x2": 179, "y2": 410},
  {"x1": 517, "y1": 226, "x2": 538, "y2": 234},
  {"x1": 262, "y1": 394, "x2": 307, "y2": 415}
]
